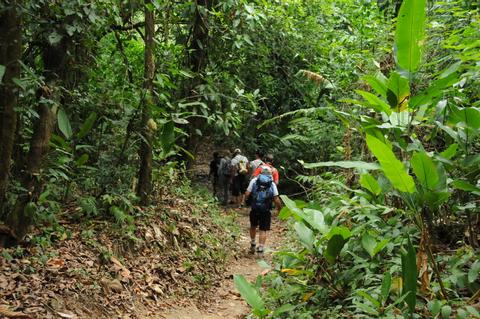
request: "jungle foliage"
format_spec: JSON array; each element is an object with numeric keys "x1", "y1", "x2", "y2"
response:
[
  {"x1": 234, "y1": 0, "x2": 480, "y2": 318},
  {"x1": 0, "y1": 0, "x2": 479, "y2": 318}
]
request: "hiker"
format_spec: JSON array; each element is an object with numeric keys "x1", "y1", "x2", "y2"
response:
[
  {"x1": 253, "y1": 153, "x2": 279, "y2": 185},
  {"x1": 230, "y1": 148, "x2": 249, "y2": 207},
  {"x1": 217, "y1": 153, "x2": 232, "y2": 205},
  {"x1": 249, "y1": 149, "x2": 264, "y2": 180},
  {"x1": 245, "y1": 168, "x2": 282, "y2": 254},
  {"x1": 209, "y1": 152, "x2": 221, "y2": 196}
]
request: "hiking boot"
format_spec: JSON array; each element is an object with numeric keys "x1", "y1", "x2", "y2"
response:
[
  {"x1": 249, "y1": 243, "x2": 256, "y2": 254},
  {"x1": 256, "y1": 246, "x2": 264, "y2": 254}
]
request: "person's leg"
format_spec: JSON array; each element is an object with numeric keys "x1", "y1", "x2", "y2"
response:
[
  {"x1": 249, "y1": 209, "x2": 259, "y2": 253},
  {"x1": 214, "y1": 176, "x2": 218, "y2": 196},
  {"x1": 257, "y1": 210, "x2": 271, "y2": 253},
  {"x1": 250, "y1": 227, "x2": 257, "y2": 242},
  {"x1": 232, "y1": 175, "x2": 241, "y2": 205},
  {"x1": 259, "y1": 230, "x2": 267, "y2": 246}
]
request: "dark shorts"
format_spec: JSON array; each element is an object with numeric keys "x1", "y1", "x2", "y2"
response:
[
  {"x1": 232, "y1": 174, "x2": 247, "y2": 196},
  {"x1": 250, "y1": 208, "x2": 271, "y2": 231}
]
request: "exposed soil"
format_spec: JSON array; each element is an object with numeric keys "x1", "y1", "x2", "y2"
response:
[{"x1": 157, "y1": 207, "x2": 286, "y2": 319}]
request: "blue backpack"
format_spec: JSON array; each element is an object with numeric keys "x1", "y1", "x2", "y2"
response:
[{"x1": 251, "y1": 174, "x2": 274, "y2": 211}]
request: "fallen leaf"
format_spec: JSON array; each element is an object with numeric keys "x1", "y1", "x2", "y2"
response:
[
  {"x1": 46, "y1": 258, "x2": 65, "y2": 269},
  {"x1": 0, "y1": 305, "x2": 33, "y2": 318},
  {"x1": 57, "y1": 310, "x2": 77, "y2": 318}
]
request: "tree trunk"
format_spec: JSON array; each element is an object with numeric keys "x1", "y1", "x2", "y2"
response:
[
  {"x1": 4, "y1": 23, "x2": 70, "y2": 242},
  {"x1": 0, "y1": 2, "x2": 22, "y2": 210},
  {"x1": 137, "y1": 0, "x2": 155, "y2": 205},
  {"x1": 5, "y1": 87, "x2": 55, "y2": 241},
  {"x1": 184, "y1": 0, "x2": 212, "y2": 169}
]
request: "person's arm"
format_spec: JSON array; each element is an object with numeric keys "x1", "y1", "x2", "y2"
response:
[
  {"x1": 273, "y1": 196, "x2": 282, "y2": 213},
  {"x1": 273, "y1": 169, "x2": 279, "y2": 185},
  {"x1": 271, "y1": 183, "x2": 281, "y2": 213}
]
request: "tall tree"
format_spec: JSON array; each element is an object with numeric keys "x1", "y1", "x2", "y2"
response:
[
  {"x1": 4, "y1": 4, "x2": 77, "y2": 242},
  {"x1": 0, "y1": 1, "x2": 22, "y2": 210},
  {"x1": 137, "y1": 0, "x2": 155, "y2": 205},
  {"x1": 184, "y1": 0, "x2": 211, "y2": 166}
]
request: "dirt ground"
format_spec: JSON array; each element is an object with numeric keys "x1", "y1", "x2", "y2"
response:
[{"x1": 156, "y1": 207, "x2": 286, "y2": 319}]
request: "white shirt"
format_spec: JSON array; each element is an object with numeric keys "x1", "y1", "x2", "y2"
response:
[
  {"x1": 247, "y1": 177, "x2": 279, "y2": 197},
  {"x1": 230, "y1": 154, "x2": 248, "y2": 176}
]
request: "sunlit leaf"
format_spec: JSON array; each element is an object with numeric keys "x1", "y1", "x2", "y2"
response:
[
  {"x1": 395, "y1": 0, "x2": 426, "y2": 72},
  {"x1": 234, "y1": 275, "x2": 265, "y2": 311},
  {"x1": 359, "y1": 173, "x2": 382, "y2": 195},
  {"x1": 366, "y1": 135, "x2": 416, "y2": 193}
]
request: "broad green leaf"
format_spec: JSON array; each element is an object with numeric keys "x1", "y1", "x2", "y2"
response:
[
  {"x1": 366, "y1": 135, "x2": 416, "y2": 193},
  {"x1": 303, "y1": 208, "x2": 328, "y2": 234},
  {"x1": 77, "y1": 112, "x2": 97, "y2": 139},
  {"x1": 280, "y1": 195, "x2": 306, "y2": 221},
  {"x1": 361, "y1": 233, "x2": 377, "y2": 257},
  {"x1": 440, "y1": 143, "x2": 458, "y2": 160},
  {"x1": 357, "y1": 290, "x2": 381, "y2": 308},
  {"x1": 58, "y1": 108, "x2": 73, "y2": 140},
  {"x1": 0, "y1": 65, "x2": 5, "y2": 84},
  {"x1": 324, "y1": 234, "x2": 346, "y2": 264},
  {"x1": 441, "y1": 305, "x2": 452, "y2": 319},
  {"x1": 428, "y1": 299, "x2": 442, "y2": 317},
  {"x1": 356, "y1": 90, "x2": 392, "y2": 115},
  {"x1": 457, "y1": 308, "x2": 468, "y2": 319},
  {"x1": 359, "y1": 173, "x2": 382, "y2": 195},
  {"x1": 363, "y1": 73, "x2": 388, "y2": 98},
  {"x1": 452, "y1": 180, "x2": 480, "y2": 195},
  {"x1": 386, "y1": 72, "x2": 410, "y2": 111},
  {"x1": 395, "y1": 0, "x2": 426, "y2": 73},
  {"x1": 373, "y1": 238, "x2": 390, "y2": 255},
  {"x1": 466, "y1": 306, "x2": 480, "y2": 318},
  {"x1": 302, "y1": 160, "x2": 380, "y2": 171},
  {"x1": 233, "y1": 275, "x2": 265, "y2": 311},
  {"x1": 324, "y1": 226, "x2": 351, "y2": 264},
  {"x1": 294, "y1": 222, "x2": 315, "y2": 251},
  {"x1": 325, "y1": 226, "x2": 351, "y2": 240},
  {"x1": 401, "y1": 236, "x2": 417, "y2": 316},
  {"x1": 411, "y1": 152, "x2": 439, "y2": 190},
  {"x1": 468, "y1": 260, "x2": 480, "y2": 283},
  {"x1": 448, "y1": 106, "x2": 480, "y2": 129},
  {"x1": 271, "y1": 304, "x2": 295, "y2": 317},
  {"x1": 425, "y1": 191, "x2": 451, "y2": 208},
  {"x1": 380, "y1": 272, "x2": 392, "y2": 303},
  {"x1": 410, "y1": 72, "x2": 459, "y2": 108}
]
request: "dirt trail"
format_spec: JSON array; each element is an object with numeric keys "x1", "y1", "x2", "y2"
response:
[
  {"x1": 158, "y1": 142, "x2": 286, "y2": 319},
  {"x1": 157, "y1": 209, "x2": 285, "y2": 319}
]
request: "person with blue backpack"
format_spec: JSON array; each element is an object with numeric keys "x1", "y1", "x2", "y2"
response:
[{"x1": 244, "y1": 168, "x2": 282, "y2": 254}]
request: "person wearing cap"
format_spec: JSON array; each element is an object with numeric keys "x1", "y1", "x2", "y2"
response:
[
  {"x1": 230, "y1": 148, "x2": 249, "y2": 207},
  {"x1": 253, "y1": 153, "x2": 279, "y2": 185},
  {"x1": 249, "y1": 149, "x2": 264, "y2": 180}
]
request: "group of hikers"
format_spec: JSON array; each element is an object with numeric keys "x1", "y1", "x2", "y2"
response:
[{"x1": 209, "y1": 149, "x2": 281, "y2": 254}]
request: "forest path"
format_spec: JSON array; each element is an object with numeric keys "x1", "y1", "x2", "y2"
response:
[
  {"x1": 157, "y1": 209, "x2": 286, "y2": 319},
  {"x1": 157, "y1": 142, "x2": 287, "y2": 318}
]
